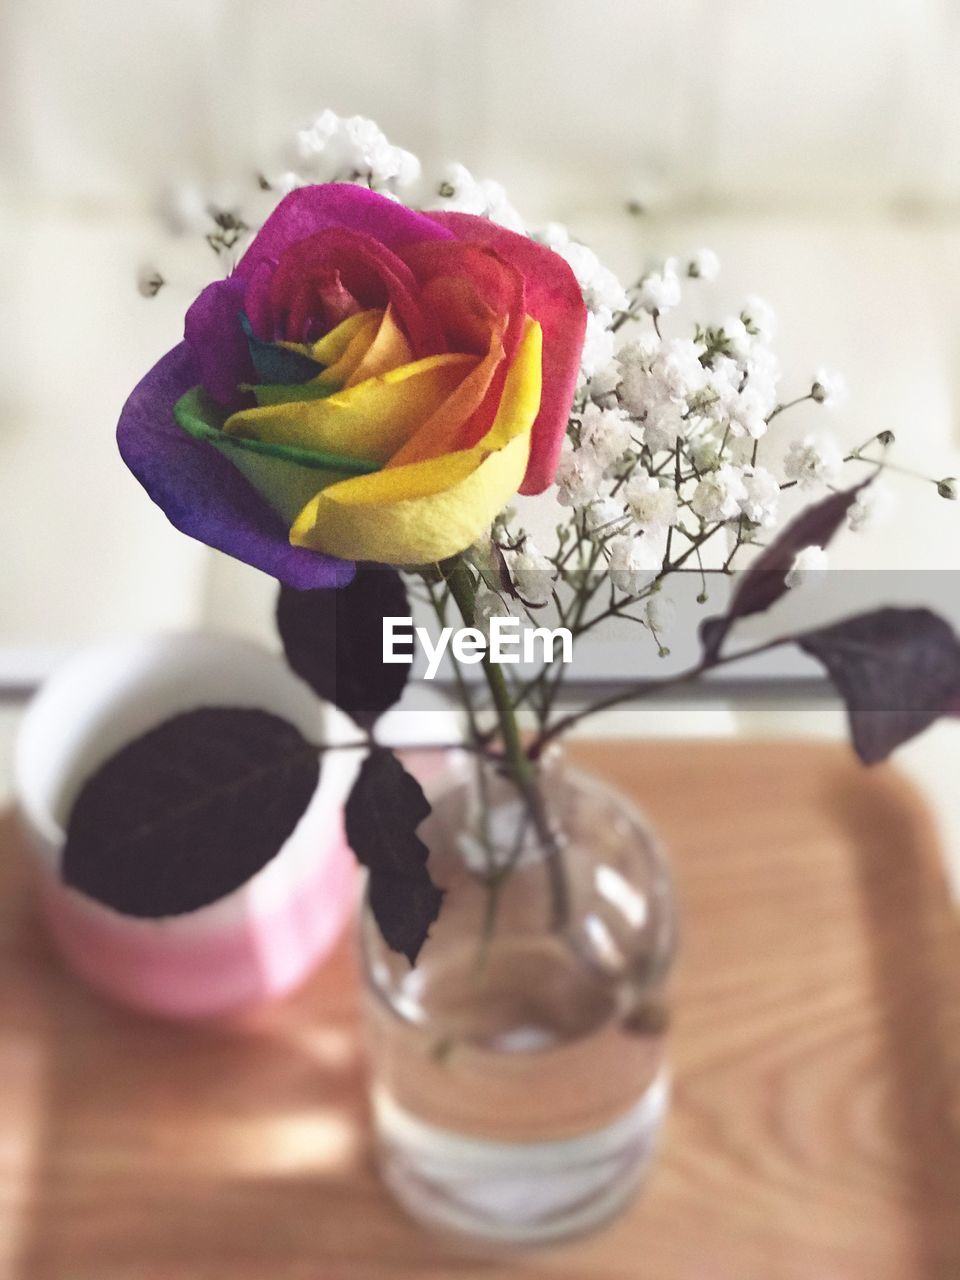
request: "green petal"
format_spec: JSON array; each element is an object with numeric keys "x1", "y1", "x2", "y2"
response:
[
  {"x1": 173, "y1": 387, "x2": 380, "y2": 476},
  {"x1": 241, "y1": 319, "x2": 327, "y2": 386}
]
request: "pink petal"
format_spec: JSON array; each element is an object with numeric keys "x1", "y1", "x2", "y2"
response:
[{"x1": 425, "y1": 212, "x2": 586, "y2": 493}]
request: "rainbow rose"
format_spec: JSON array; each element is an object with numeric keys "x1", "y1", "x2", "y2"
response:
[{"x1": 118, "y1": 185, "x2": 586, "y2": 589}]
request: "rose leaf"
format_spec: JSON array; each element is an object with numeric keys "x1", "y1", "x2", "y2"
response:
[
  {"x1": 701, "y1": 481, "x2": 868, "y2": 661},
  {"x1": 64, "y1": 708, "x2": 320, "y2": 917},
  {"x1": 277, "y1": 566, "x2": 412, "y2": 729},
  {"x1": 798, "y1": 607, "x2": 960, "y2": 763},
  {"x1": 345, "y1": 747, "x2": 443, "y2": 964}
]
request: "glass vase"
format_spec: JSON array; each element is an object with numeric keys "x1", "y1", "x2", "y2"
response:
[{"x1": 360, "y1": 749, "x2": 677, "y2": 1245}]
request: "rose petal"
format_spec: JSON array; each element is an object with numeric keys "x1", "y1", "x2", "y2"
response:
[
  {"x1": 346, "y1": 306, "x2": 413, "y2": 385},
  {"x1": 185, "y1": 186, "x2": 455, "y2": 407},
  {"x1": 424, "y1": 212, "x2": 586, "y2": 494},
  {"x1": 386, "y1": 315, "x2": 507, "y2": 468},
  {"x1": 267, "y1": 227, "x2": 445, "y2": 355},
  {"x1": 400, "y1": 241, "x2": 524, "y2": 355},
  {"x1": 175, "y1": 387, "x2": 379, "y2": 478},
  {"x1": 288, "y1": 321, "x2": 541, "y2": 564},
  {"x1": 302, "y1": 309, "x2": 382, "y2": 366},
  {"x1": 256, "y1": 312, "x2": 383, "y2": 405},
  {"x1": 235, "y1": 184, "x2": 453, "y2": 281},
  {"x1": 399, "y1": 241, "x2": 526, "y2": 448},
  {"x1": 184, "y1": 275, "x2": 255, "y2": 407},
  {"x1": 117, "y1": 344, "x2": 354, "y2": 589},
  {"x1": 243, "y1": 319, "x2": 325, "y2": 386},
  {"x1": 225, "y1": 353, "x2": 478, "y2": 463}
]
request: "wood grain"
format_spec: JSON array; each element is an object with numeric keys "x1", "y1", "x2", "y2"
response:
[{"x1": 1, "y1": 741, "x2": 959, "y2": 1280}]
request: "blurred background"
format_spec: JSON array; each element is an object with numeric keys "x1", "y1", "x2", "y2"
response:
[{"x1": 2, "y1": 0, "x2": 960, "y2": 862}]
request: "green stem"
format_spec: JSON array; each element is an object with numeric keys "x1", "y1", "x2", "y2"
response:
[
  {"x1": 424, "y1": 574, "x2": 495, "y2": 871},
  {"x1": 443, "y1": 557, "x2": 570, "y2": 931}
]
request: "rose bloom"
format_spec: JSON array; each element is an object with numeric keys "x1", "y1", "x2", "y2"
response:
[{"x1": 118, "y1": 185, "x2": 586, "y2": 588}]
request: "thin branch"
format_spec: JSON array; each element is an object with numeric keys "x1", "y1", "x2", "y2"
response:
[{"x1": 529, "y1": 634, "x2": 792, "y2": 756}]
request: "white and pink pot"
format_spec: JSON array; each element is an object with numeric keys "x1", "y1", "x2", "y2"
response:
[{"x1": 14, "y1": 634, "x2": 359, "y2": 1019}]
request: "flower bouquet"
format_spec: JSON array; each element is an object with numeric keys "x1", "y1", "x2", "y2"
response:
[{"x1": 69, "y1": 112, "x2": 960, "y2": 1242}]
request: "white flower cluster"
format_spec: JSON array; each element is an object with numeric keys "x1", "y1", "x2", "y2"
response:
[
  {"x1": 619, "y1": 321, "x2": 779, "y2": 449},
  {"x1": 148, "y1": 112, "x2": 425, "y2": 283},
  {"x1": 473, "y1": 585, "x2": 514, "y2": 638},
  {"x1": 625, "y1": 470, "x2": 677, "y2": 533},
  {"x1": 284, "y1": 110, "x2": 421, "y2": 194},
  {"x1": 608, "y1": 533, "x2": 663, "y2": 595},
  {"x1": 425, "y1": 161, "x2": 525, "y2": 233},
  {"x1": 687, "y1": 249, "x2": 720, "y2": 282},
  {"x1": 530, "y1": 238, "x2": 862, "y2": 605},
  {"x1": 811, "y1": 368, "x2": 847, "y2": 410},
  {"x1": 783, "y1": 435, "x2": 843, "y2": 488},
  {"x1": 635, "y1": 259, "x2": 682, "y2": 316},
  {"x1": 579, "y1": 403, "x2": 633, "y2": 470},
  {"x1": 506, "y1": 542, "x2": 557, "y2": 607}
]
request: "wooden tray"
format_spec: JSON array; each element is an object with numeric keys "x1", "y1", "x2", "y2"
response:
[{"x1": 1, "y1": 741, "x2": 959, "y2": 1279}]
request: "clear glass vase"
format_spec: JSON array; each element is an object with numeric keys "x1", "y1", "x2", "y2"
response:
[{"x1": 360, "y1": 749, "x2": 677, "y2": 1245}]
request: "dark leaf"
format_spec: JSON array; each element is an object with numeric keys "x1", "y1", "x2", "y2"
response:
[
  {"x1": 345, "y1": 748, "x2": 443, "y2": 964},
  {"x1": 701, "y1": 481, "x2": 867, "y2": 660},
  {"x1": 798, "y1": 607, "x2": 960, "y2": 763},
  {"x1": 64, "y1": 708, "x2": 319, "y2": 917},
  {"x1": 277, "y1": 565, "x2": 411, "y2": 728}
]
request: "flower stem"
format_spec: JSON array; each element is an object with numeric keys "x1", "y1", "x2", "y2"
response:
[
  {"x1": 529, "y1": 633, "x2": 792, "y2": 755},
  {"x1": 443, "y1": 557, "x2": 570, "y2": 931}
]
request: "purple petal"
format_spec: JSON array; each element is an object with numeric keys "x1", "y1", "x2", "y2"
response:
[
  {"x1": 184, "y1": 275, "x2": 255, "y2": 408},
  {"x1": 117, "y1": 344, "x2": 355, "y2": 590},
  {"x1": 235, "y1": 184, "x2": 453, "y2": 281}
]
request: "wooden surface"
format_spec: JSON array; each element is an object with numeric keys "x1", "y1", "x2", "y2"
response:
[{"x1": 2, "y1": 741, "x2": 960, "y2": 1280}]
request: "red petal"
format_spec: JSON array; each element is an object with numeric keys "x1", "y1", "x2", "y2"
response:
[
  {"x1": 424, "y1": 213, "x2": 586, "y2": 493},
  {"x1": 399, "y1": 240, "x2": 526, "y2": 448},
  {"x1": 265, "y1": 228, "x2": 446, "y2": 357}
]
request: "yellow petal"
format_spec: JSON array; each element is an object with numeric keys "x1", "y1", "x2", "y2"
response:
[
  {"x1": 288, "y1": 319, "x2": 542, "y2": 564},
  {"x1": 308, "y1": 311, "x2": 382, "y2": 389},
  {"x1": 345, "y1": 306, "x2": 413, "y2": 386},
  {"x1": 386, "y1": 315, "x2": 506, "y2": 469},
  {"x1": 281, "y1": 309, "x2": 380, "y2": 366},
  {"x1": 225, "y1": 353, "x2": 478, "y2": 464}
]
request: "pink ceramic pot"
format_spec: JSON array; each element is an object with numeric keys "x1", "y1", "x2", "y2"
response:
[{"x1": 14, "y1": 634, "x2": 359, "y2": 1019}]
